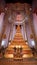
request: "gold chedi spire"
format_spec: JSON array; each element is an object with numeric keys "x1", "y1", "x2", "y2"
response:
[
  {"x1": 4, "y1": 25, "x2": 33, "y2": 59},
  {"x1": 16, "y1": 25, "x2": 21, "y2": 32}
]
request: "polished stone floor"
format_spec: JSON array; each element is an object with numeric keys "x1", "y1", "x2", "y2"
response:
[{"x1": 0, "y1": 58, "x2": 37, "y2": 65}]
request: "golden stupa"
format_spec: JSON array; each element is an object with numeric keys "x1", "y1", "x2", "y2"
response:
[{"x1": 4, "y1": 25, "x2": 33, "y2": 59}]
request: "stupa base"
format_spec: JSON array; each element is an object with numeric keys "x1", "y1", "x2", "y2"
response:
[{"x1": 4, "y1": 53, "x2": 33, "y2": 59}]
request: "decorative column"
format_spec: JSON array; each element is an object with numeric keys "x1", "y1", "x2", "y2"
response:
[
  {"x1": 9, "y1": 24, "x2": 16, "y2": 41},
  {"x1": 0, "y1": 12, "x2": 6, "y2": 48},
  {"x1": 23, "y1": 22, "x2": 27, "y2": 41},
  {"x1": 25, "y1": 3, "x2": 36, "y2": 48}
]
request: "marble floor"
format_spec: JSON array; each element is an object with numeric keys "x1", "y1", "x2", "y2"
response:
[{"x1": 0, "y1": 58, "x2": 37, "y2": 65}]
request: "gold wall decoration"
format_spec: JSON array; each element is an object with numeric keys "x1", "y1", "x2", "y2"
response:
[
  {"x1": 2, "y1": 34, "x2": 6, "y2": 39},
  {"x1": 30, "y1": 34, "x2": 33, "y2": 39}
]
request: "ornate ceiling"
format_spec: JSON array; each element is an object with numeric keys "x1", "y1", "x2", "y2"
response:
[
  {"x1": 4, "y1": 3, "x2": 32, "y2": 24},
  {"x1": 5, "y1": 0, "x2": 32, "y2": 4},
  {"x1": 0, "y1": 2, "x2": 32, "y2": 24}
]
